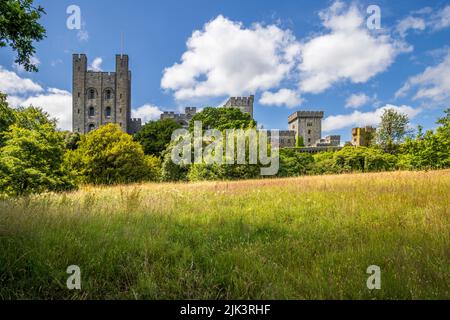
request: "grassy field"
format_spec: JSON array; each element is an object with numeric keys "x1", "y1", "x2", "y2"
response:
[{"x1": 0, "y1": 170, "x2": 449, "y2": 300}]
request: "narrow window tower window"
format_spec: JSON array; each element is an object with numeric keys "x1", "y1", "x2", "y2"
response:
[
  {"x1": 88, "y1": 124, "x2": 95, "y2": 132},
  {"x1": 89, "y1": 107, "x2": 95, "y2": 117},
  {"x1": 88, "y1": 89, "x2": 95, "y2": 100},
  {"x1": 105, "y1": 107, "x2": 111, "y2": 118},
  {"x1": 105, "y1": 90, "x2": 112, "y2": 100}
]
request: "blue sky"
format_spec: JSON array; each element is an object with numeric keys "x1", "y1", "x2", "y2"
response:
[{"x1": 0, "y1": 0, "x2": 449, "y2": 142}]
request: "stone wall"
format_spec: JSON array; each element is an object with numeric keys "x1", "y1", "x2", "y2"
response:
[{"x1": 72, "y1": 54, "x2": 141, "y2": 134}]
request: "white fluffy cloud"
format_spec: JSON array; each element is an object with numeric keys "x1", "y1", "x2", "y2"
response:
[
  {"x1": 259, "y1": 89, "x2": 303, "y2": 108},
  {"x1": 323, "y1": 104, "x2": 421, "y2": 132},
  {"x1": 345, "y1": 93, "x2": 373, "y2": 109},
  {"x1": 132, "y1": 104, "x2": 163, "y2": 124},
  {"x1": 298, "y1": 2, "x2": 410, "y2": 94},
  {"x1": 430, "y1": 5, "x2": 450, "y2": 31},
  {"x1": 0, "y1": 66, "x2": 43, "y2": 95},
  {"x1": 8, "y1": 88, "x2": 72, "y2": 131},
  {"x1": 396, "y1": 50, "x2": 450, "y2": 102},
  {"x1": 1, "y1": 66, "x2": 72, "y2": 130},
  {"x1": 396, "y1": 16, "x2": 426, "y2": 37},
  {"x1": 88, "y1": 57, "x2": 103, "y2": 71},
  {"x1": 161, "y1": 15, "x2": 300, "y2": 101}
]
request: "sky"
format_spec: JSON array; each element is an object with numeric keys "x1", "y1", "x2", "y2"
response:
[{"x1": 0, "y1": 0, "x2": 449, "y2": 142}]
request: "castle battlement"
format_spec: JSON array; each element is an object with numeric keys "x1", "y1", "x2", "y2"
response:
[
  {"x1": 72, "y1": 53, "x2": 141, "y2": 135},
  {"x1": 288, "y1": 111, "x2": 324, "y2": 123},
  {"x1": 223, "y1": 95, "x2": 254, "y2": 118}
]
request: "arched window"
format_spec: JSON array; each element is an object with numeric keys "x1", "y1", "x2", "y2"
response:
[
  {"x1": 105, "y1": 107, "x2": 111, "y2": 117},
  {"x1": 88, "y1": 89, "x2": 95, "y2": 100},
  {"x1": 89, "y1": 107, "x2": 95, "y2": 117},
  {"x1": 105, "y1": 90, "x2": 112, "y2": 100},
  {"x1": 88, "y1": 124, "x2": 95, "y2": 132}
]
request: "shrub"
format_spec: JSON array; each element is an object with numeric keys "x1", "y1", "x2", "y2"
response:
[
  {"x1": 66, "y1": 124, "x2": 152, "y2": 184},
  {"x1": 0, "y1": 124, "x2": 75, "y2": 196},
  {"x1": 134, "y1": 118, "x2": 182, "y2": 156},
  {"x1": 277, "y1": 149, "x2": 313, "y2": 177}
]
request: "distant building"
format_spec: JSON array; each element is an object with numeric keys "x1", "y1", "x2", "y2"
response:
[
  {"x1": 288, "y1": 111, "x2": 324, "y2": 147},
  {"x1": 352, "y1": 126, "x2": 375, "y2": 146},
  {"x1": 316, "y1": 135, "x2": 341, "y2": 147},
  {"x1": 72, "y1": 54, "x2": 141, "y2": 134},
  {"x1": 224, "y1": 95, "x2": 254, "y2": 118},
  {"x1": 160, "y1": 107, "x2": 197, "y2": 128},
  {"x1": 268, "y1": 130, "x2": 296, "y2": 148}
]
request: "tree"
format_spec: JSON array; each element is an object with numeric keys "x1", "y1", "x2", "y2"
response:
[
  {"x1": 189, "y1": 107, "x2": 256, "y2": 131},
  {"x1": 399, "y1": 109, "x2": 450, "y2": 170},
  {"x1": 0, "y1": 107, "x2": 75, "y2": 196},
  {"x1": 277, "y1": 149, "x2": 313, "y2": 177},
  {"x1": 63, "y1": 131, "x2": 81, "y2": 150},
  {"x1": 134, "y1": 118, "x2": 182, "y2": 156},
  {"x1": 0, "y1": 0, "x2": 46, "y2": 72},
  {"x1": 0, "y1": 93, "x2": 16, "y2": 146},
  {"x1": 377, "y1": 108, "x2": 412, "y2": 153},
  {"x1": 66, "y1": 124, "x2": 157, "y2": 184}
]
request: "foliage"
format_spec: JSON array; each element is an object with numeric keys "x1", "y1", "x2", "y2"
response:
[
  {"x1": 295, "y1": 134, "x2": 304, "y2": 148},
  {"x1": 189, "y1": 107, "x2": 256, "y2": 131},
  {"x1": 63, "y1": 131, "x2": 81, "y2": 150},
  {"x1": 0, "y1": 93, "x2": 16, "y2": 146},
  {"x1": 0, "y1": 0, "x2": 46, "y2": 72},
  {"x1": 398, "y1": 109, "x2": 450, "y2": 170},
  {"x1": 376, "y1": 108, "x2": 412, "y2": 153},
  {"x1": 0, "y1": 108, "x2": 75, "y2": 196},
  {"x1": 134, "y1": 118, "x2": 182, "y2": 156},
  {"x1": 66, "y1": 124, "x2": 157, "y2": 184},
  {"x1": 277, "y1": 149, "x2": 313, "y2": 177},
  {"x1": 144, "y1": 155, "x2": 162, "y2": 182}
]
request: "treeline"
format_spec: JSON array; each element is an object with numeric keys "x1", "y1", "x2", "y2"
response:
[{"x1": 0, "y1": 93, "x2": 449, "y2": 197}]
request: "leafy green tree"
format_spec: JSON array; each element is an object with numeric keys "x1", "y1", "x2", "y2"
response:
[
  {"x1": 160, "y1": 140, "x2": 190, "y2": 182},
  {"x1": 63, "y1": 131, "x2": 81, "y2": 150},
  {"x1": 277, "y1": 149, "x2": 313, "y2": 177},
  {"x1": 66, "y1": 124, "x2": 157, "y2": 184},
  {"x1": 189, "y1": 107, "x2": 256, "y2": 131},
  {"x1": 0, "y1": 93, "x2": 16, "y2": 146},
  {"x1": 399, "y1": 109, "x2": 450, "y2": 170},
  {"x1": 0, "y1": 0, "x2": 46, "y2": 72},
  {"x1": 0, "y1": 107, "x2": 75, "y2": 196},
  {"x1": 377, "y1": 108, "x2": 412, "y2": 153},
  {"x1": 134, "y1": 118, "x2": 182, "y2": 156}
]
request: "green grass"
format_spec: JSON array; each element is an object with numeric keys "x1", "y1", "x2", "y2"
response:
[{"x1": 0, "y1": 170, "x2": 449, "y2": 299}]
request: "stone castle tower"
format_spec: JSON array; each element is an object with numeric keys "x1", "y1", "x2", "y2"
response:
[
  {"x1": 224, "y1": 95, "x2": 254, "y2": 118},
  {"x1": 72, "y1": 54, "x2": 141, "y2": 134},
  {"x1": 288, "y1": 111, "x2": 324, "y2": 147}
]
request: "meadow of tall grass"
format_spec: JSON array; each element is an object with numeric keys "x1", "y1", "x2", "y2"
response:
[{"x1": 0, "y1": 170, "x2": 449, "y2": 299}]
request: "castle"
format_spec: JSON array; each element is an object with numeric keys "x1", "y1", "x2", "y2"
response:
[
  {"x1": 160, "y1": 107, "x2": 197, "y2": 128},
  {"x1": 72, "y1": 54, "x2": 367, "y2": 150},
  {"x1": 72, "y1": 54, "x2": 141, "y2": 134}
]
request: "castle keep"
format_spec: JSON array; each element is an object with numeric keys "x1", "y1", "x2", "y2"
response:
[
  {"x1": 72, "y1": 54, "x2": 141, "y2": 134},
  {"x1": 288, "y1": 111, "x2": 324, "y2": 147}
]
